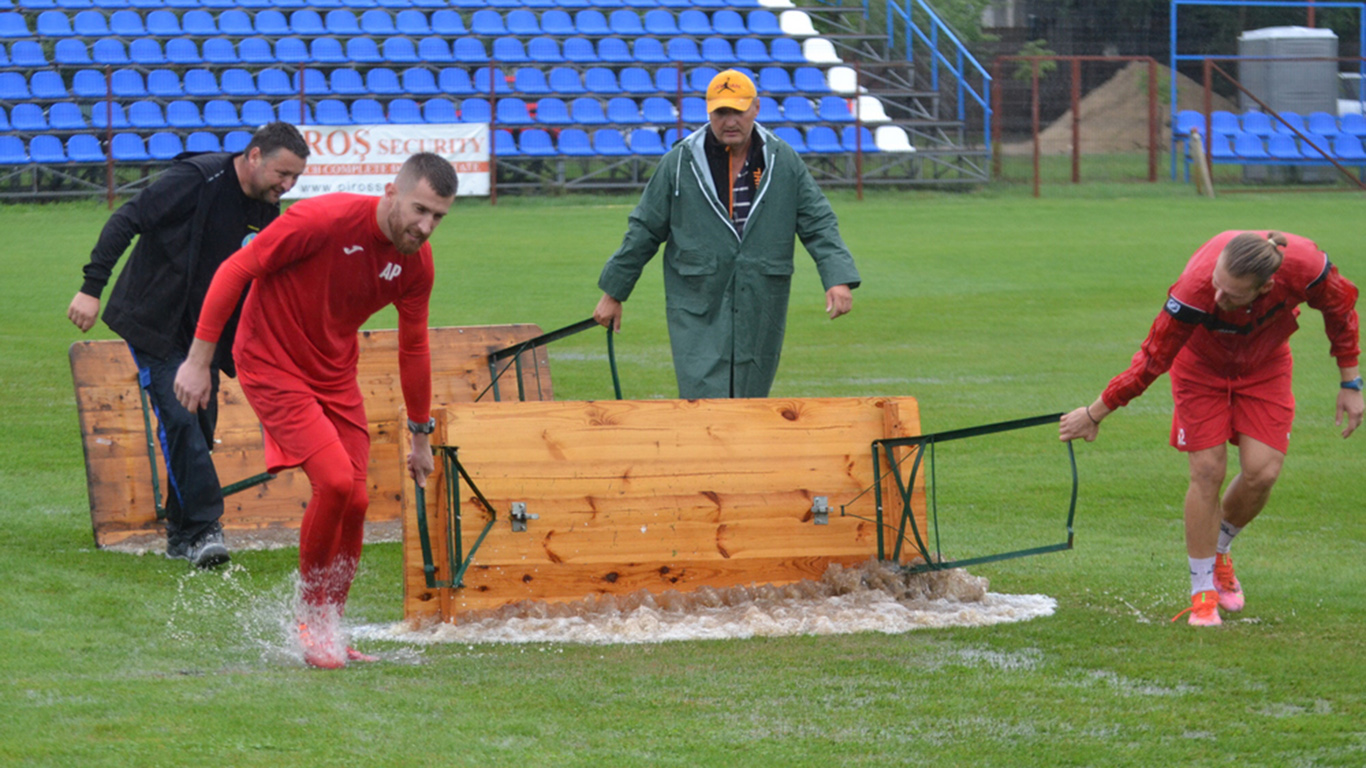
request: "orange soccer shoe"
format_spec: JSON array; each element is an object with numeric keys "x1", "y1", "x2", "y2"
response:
[
  {"x1": 298, "y1": 621, "x2": 346, "y2": 670},
  {"x1": 1171, "y1": 590, "x2": 1222, "y2": 627},
  {"x1": 1213, "y1": 553, "x2": 1245, "y2": 612},
  {"x1": 345, "y1": 647, "x2": 379, "y2": 663}
]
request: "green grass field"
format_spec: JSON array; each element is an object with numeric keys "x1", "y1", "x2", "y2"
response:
[{"x1": 2, "y1": 183, "x2": 1363, "y2": 767}]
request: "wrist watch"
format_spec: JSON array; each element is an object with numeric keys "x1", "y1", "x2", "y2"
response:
[
  {"x1": 1342, "y1": 376, "x2": 1364, "y2": 391},
  {"x1": 407, "y1": 417, "x2": 436, "y2": 434}
]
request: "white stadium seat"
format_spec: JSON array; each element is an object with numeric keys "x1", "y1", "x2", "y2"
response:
[
  {"x1": 875, "y1": 125, "x2": 915, "y2": 153},
  {"x1": 779, "y1": 10, "x2": 817, "y2": 36},
  {"x1": 802, "y1": 38, "x2": 842, "y2": 64}
]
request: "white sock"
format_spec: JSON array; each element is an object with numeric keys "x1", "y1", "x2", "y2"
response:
[
  {"x1": 1189, "y1": 556, "x2": 1216, "y2": 595},
  {"x1": 1216, "y1": 520, "x2": 1243, "y2": 555}
]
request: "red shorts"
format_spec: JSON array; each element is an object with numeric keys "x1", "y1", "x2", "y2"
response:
[
  {"x1": 237, "y1": 362, "x2": 370, "y2": 479},
  {"x1": 1169, "y1": 361, "x2": 1294, "y2": 454}
]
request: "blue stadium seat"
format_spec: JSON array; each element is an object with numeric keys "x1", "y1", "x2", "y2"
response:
[
  {"x1": 185, "y1": 130, "x2": 220, "y2": 152},
  {"x1": 401, "y1": 67, "x2": 437, "y2": 94},
  {"x1": 506, "y1": 8, "x2": 538, "y2": 34},
  {"x1": 256, "y1": 67, "x2": 292, "y2": 95},
  {"x1": 166, "y1": 37, "x2": 202, "y2": 64},
  {"x1": 653, "y1": 67, "x2": 682, "y2": 93},
  {"x1": 10, "y1": 103, "x2": 48, "y2": 131},
  {"x1": 0, "y1": 12, "x2": 30, "y2": 37},
  {"x1": 548, "y1": 66, "x2": 585, "y2": 93},
  {"x1": 1238, "y1": 111, "x2": 1272, "y2": 137},
  {"x1": 238, "y1": 37, "x2": 274, "y2": 64},
  {"x1": 0, "y1": 136, "x2": 28, "y2": 165},
  {"x1": 757, "y1": 66, "x2": 794, "y2": 94},
  {"x1": 493, "y1": 36, "x2": 528, "y2": 63},
  {"x1": 110, "y1": 132, "x2": 149, "y2": 161},
  {"x1": 342, "y1": 0, "x2": 378, "y2": 8},
  {"x1": 667, "y1": 38, "x2": 701, "y2": 63},
  {"x1": 221, "y1": 68, "x2": 257, "y2": 96},
  {"x1": 219, "y1": 9, "x2": 254, "y2": 34},
  {"x1": 0, "y1": 106, "x2": 8, "y2": 132},
  {"x1": 584, "y1": 66, "x2": 619, "y2": 94},
  {"x1": 13, "y1": 39, "x2": 51, "y2": 66},
  {"x1": 687, "y1": 66, "x2": 717, "y2": 92},
  {"x1": 527, "y1": 36, "x2": 563, "y2": 63},
  {"x1": 540, "y1": 9, "x2": 573, "y2": 34},
  {"x1": 36, "y1": 10, "x2": 75, "y2": 36},
  {"x1": 54, "y1": 38, "x2": 91, "y2": 65},
  {"x1": 606, "y1": 96, "x2": 641, "y2": 123},
  {"x1": 609, "y1": 9, "x2": 641, "y2": 35},
  {"x1": 366, "y1": 67, "x2": 401, "y2": 94},
  {"x1": 351, "y1": 97, "x2": 385, "y2": 123},
  {"x1": 589, "y1": 0, "x2": 623, "y2": 9},
  {"x1": 417, "y1": 35, "x2": 452, "y2": 62},
  {"x1": 395, "y1": 9, "x2": 428, "y2": 34},
  {"x1": 629, "y1": 127, "x2": 664, "y2": 154},
  {"x1": 701, "y1": 37, "x2": 735, "y2": 64},
  {"x1": 389, "y1": 97, "x2": 422, "y2": 123},
  {"x1": 514, "y1": 67, "x2": 551, "y2": 94},
  {"x1": 166, "y1": 99, "x2": 204, "y2": 127},
  {"x1": 459, "y1": 97, "x2": 490, "y2": 122},
  {"x1": 472, "y1": 65, "x2": 511, "y2": 94},
  {"x1": 31, "y1": 70, "x2": 67, "y2": 99},
  {"x1": 1207, "y1": 133, "x2": 1235, "y2": 162},
  {"x1": 713, "y1": 9, "x2": 747, "y2": 35},
  {"x1": 519, "y1": 128, "x2": 556, "y2": 156},
  {"x1": 111, "y1": 68, "x2": 146, "y2": 96},
  {"x1": 1266, "y1": 133, "x2": 1301, "y2": 160},
  {"x1": 642, "y1": 9, "x2": 676, "y2": 34},
  {"x1": 256, "y1": 9, "x2": 290, "y2": 34},
  {"x1": 597, "y1": 36, "x2": 631, "y2": 63},
  {"x1": 241, "y1": 98, "x2": 275, "y2": 125},
  {"x1": 563, "y1": 36, "x2": 596, "y2": 62},
  {"x1": 73, "y1": 9, "x2": 110, "y2": 34},
  {"x1": 294, "y1": 67, "x2": 329, "y2": 94},
  {"x1": 770, "y1": 37, "x2": 804, "y2": 64},
  {"x1": 1301, "y1": 132, "x2": 1332, "y2": 160},
  {"x1": 180, "y1": 9, "x2": 216, "y2": 34},
  {"x1": 203, "y1": 99, "x2": 239, "y2": 126},
  {"x1": 275, "y1": 99, "x2": 312, "y2": 124},
  {"x1": 382, "y1": 36, "x2": 417, "y2": 62},
  {"x1": 781, "y1": 95, "x2": 816, "y2": 122},
  {"x1": 1271, "y1": 111, "x2": 1307, "y2": 135},
  {"x1": 223, "y1": 130, "x2": 252, "y2": 152},
  {"x1": 360, "y1": 8, "x2": 393, "y2": 34},
  {"x1": 430, "y1": 9, "x2": 465, "y2": 34},
  {"x1": 275, "y1": 36, "x2": 309, "y2": 62},
  {"x1": 792, "y1": 67, "x2": 828, "y2": 93},
  {"x1": 30, "y1": 135, "x2": 69, "y2": 164},
  {"x1": 534, "y1": 96, "x2": 569, "y2": 123},
  {"x1": 470, "y1": 8, "x2": 504, "y2": 34},
  {"x1": 735, "y1": 37, "x2": 769, "y2": 63},
  {"x1": 289, "y1": 9, "x2": 324, "y2": 34},
  {"x1": 1333, "y1": 134, "x2": 1366, "y2": 161},
  {"x1": 622, "y1": 0, "x2": 657, "y2": 8},
  {"x1": 571, "y1": 96, "x2": 607, "y2": 124},
  {"x1": 593, "y1": 128, "x2": 629, "y2": 155},
  {"x1": 346, "y1": 36, "x2": 381, "y2": 62},
  {"x1": 144, "y1": 69, "x2": 182, "y2": 98},
  {"x1": 0, "y1": 71, "x2": 27, "y2": 99},
  {"x1": 184, "y1": 68, "x2": 218, "y2": 95},
  {"x1": 556, "y1": 0, "x2": 589, "y2": 9},
  {"x1": 309, "y1": 36, "x2": 345, "y2": 63},
  {"x1": 558, "y1": 128, "x2": 592, "y2": 156},
  {"x1": 680, "y1": 95, "x2": 706, "y2": 121},
  {"x1": 147, "y1": 8, "x2": 181, "y2": 34},
  {"x1": 90, "y1": 0, "x2": 130, "y2": 8},
  {"x1": 841, "y1": 125, "x2": 876, "y2": 152},
  {"x1": 678, "y1": 9, "x2": 710, "y2": 34},
  {"x1": 67, "y1": 133, "x2": 106, "y2": 162},
  {"x1": 493, "y1": 128, "x2": 518, "y2": 157},
  {"x1": 67, "y1": 69, "x2": 101, "y2": 98},
  {"x1": 438, "y1": 67, "x2": 474, "y2": 94},
  {"x1": 453, "y1": 36, "x2": 487, "y2": 62},
  {"x1": 496, "y1": 97, "x2": 533, "y2": 124},
  {"x1": 746, "y1": 9, "x2": 779, "y2": 35},
  {"x1": 423, "y1": 97, "x2": 458, "y2": 122},
  {"x1": 755, "y1": 95, "x2": 780, "y2": 122},
  {"x1": 325, "y1": 9, "x2": 359, "y2": 34},
  {"x1": 640, "y1": 96, "x2": 674, "y2": 122},
  {"x1": 128, "y1": 100, "x2": 166, "y2": 128},
  {"x1": 1307, "y1": 111, "x2": 1340, "y2": 138},
  {"x1": 148, "y1": 131, "x2": 183, "y2": 160},
  {"x1": 1340, "y1": 113, "x2": 1366, "y2": 138},
  {"x1": 805, "y1": 125, "x2": 841, "y2": 153},
  {"x1": 49, "y1": 101, "x2": 87, "y2": 129},
  {"x1": 632, "y1": 36, "x2": 667, "y2": 63},
  {"x1": 818, "y1": 95, "x2": 852, "y2": 121},
  {"x1": 130, "y1": 37, "x2": 165, "y2": 65},
  {"x1": 574, "y1": 9, "x2": 608, "y2": 34},
  {"x1": 1232, "y1": 131, "x2": 1269, "y2": 160},
  {"x1": 619, "y1": 67, "x2": 654, "y2": 93}
]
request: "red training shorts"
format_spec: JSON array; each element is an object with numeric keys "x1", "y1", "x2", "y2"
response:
[
  {"x1": 236, "y1": 361, "x2": 370, "y2": 478},
  {"x1": 1168, "y1": 359, "x2": 1294, "y2": 454}
]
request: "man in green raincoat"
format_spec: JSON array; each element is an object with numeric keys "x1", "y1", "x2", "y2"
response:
[{"x1": 593, "y1": 69, "x2": 862, "y2": 399}]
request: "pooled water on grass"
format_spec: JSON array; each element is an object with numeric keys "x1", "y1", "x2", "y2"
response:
[{"x1": 354, "y1": 560, "x2": 1056, "y2": 647}]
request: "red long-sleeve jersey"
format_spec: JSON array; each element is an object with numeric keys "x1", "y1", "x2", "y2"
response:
[
  {"x1": 1102, "y1": 230, "x2": 1359, "y2": 411},
  {"x1": 195, "y1": 193, "x2": 433, "y2": 422}
]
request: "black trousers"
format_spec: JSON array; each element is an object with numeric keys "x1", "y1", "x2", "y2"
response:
[{"x1": 129, "y1": 345, "x2": 224, "y2": 547}]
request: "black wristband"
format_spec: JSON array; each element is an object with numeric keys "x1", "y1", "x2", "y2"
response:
[{"x1": 1084, "y1": 406, "x2": 1100, "y2": 424}]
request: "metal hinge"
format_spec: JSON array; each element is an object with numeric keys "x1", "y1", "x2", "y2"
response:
[
  {"x1": 810, "y1": 496, "x2": 830, "y2": 525},
  {"x1": 510, "y1": 501, "x2": 538, "y2": 532}
]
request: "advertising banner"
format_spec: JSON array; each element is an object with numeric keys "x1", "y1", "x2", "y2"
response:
[{"x1": 284, "y1": 123, "x2": 490, "y2": 199}]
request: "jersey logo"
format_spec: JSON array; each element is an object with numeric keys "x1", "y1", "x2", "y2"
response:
[
  {"x1": 379, "y1": 262, "x2": 402, "y2": 281},
  {"x1": 241, "y1": 232, "x2": 257, "y2": 247},
  {"x1": 344, "y1": 245, "x2": 364, "y2": 255}
]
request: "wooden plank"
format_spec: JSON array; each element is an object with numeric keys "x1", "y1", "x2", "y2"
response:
[
  {"x1": 71, "y1": 324, "x2": 549, "y2": 550},
  {"x1": 401, "y1": 397, "x2": 925, "y2": 625}
]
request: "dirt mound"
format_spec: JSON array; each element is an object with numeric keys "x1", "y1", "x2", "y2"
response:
[{"x1": 1004, "y1": 62, "x2": 1239, "y2": 155}]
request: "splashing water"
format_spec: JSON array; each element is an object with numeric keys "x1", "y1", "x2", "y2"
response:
[{"x1": 354, "y1": 560, "x2": 1056, "y2": 647}]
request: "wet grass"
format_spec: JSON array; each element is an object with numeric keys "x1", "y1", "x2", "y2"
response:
[{"x1": 1, "y1": 188, "x2": 1364, "y2": 766}]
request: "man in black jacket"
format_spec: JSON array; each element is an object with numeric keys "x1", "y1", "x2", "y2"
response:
[{"x1": 68, "y1": 122, "x2": 309, "y2": 568}]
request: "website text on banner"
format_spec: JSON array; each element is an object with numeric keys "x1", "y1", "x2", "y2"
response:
[{"x1": 285, "y1": 124, "x2": 490, "y2": 199}]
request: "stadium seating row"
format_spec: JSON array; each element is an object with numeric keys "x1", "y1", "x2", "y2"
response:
[
  {"x1": 1203, "y1": 131, "x2": 1366, "y2": 163},
  {"x1": 1175, "y1": 109, "x2": 1366, "y2": 140},
  {"x1": 0, "y1": 93, "x2": 876, "y2": 129},
  {"x1": 0, "y1": 64, "x2": 845, "y2": 100},
  {"x1": 0, "y1": 31, "x2": 834, "y2": 66},
  {"x1": 3, "y1": 0, "x2": 785, "y2": 12},
  {"x1": 8, "y1": 7, "x2": 805, "y2": 38},
  {"x1": 0, "y1": 124, "x2": 906, "y2": 164}
]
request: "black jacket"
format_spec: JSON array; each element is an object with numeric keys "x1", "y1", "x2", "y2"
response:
[{"x1": 80, "y1": 152, "x2": 279, "y2": 376}]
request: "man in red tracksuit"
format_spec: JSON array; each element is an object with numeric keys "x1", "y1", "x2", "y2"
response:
[
  {"x1": 174, "y1": 153, "x2": 458, "y2": 668},
  {"x1": 1060, "y1": 230, "x2": 1361, "y2": 627}
]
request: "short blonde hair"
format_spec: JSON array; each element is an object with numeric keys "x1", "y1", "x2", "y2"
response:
[{"x1": 1222, "y1": 231, "x2": 1287, "y2": 285}]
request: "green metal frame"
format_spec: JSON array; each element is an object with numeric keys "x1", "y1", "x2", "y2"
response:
[
  {"x1": 480, "y1": 318, "x2": 623, "y2": 402},
  {"x1": 413, "y1": 446, "x2": 499, "y2": 590},
  {"x1": 136, "y1": 380, "x2": 274, "y2": 521},
  {"x1": 857, "y1": 412, "x2": 1078, "y2": 574}
]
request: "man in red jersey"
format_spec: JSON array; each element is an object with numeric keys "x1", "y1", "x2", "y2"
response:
[
  {"x1": 1060, "y1": 231, "x2": 1360, "y2": 627},
  {"x1": 174, "y1": 153, "x2": 458, "y2": 668}
]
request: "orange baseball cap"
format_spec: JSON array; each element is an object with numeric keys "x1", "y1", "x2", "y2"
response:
[{"x1": 706, "y1": 69, "x2": 757, "y2": 113}]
